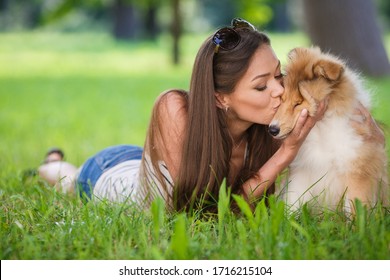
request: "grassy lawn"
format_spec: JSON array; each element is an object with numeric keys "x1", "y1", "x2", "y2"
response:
[{"x1": 0, "y1": 31, "x2": 389, "y2": 260}]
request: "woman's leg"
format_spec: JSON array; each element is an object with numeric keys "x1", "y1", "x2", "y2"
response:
[{"x1": 76, "y1": 145, "x2": 143, "y2": 200}]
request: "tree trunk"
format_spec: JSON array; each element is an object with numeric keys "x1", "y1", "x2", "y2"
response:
[
  {"x1": 0, "y1": 0, "x2": 8, "y2": 12},
  {"x1": 145, "y1": 3, "x2": 159, "y2": 40},
  {"x1": 302, "y1": 0, "x2": 390, "y2": 77},
  {"x1": 112, "y1": 0, "x2": 137, "y2": 40},
  {"x1": 171, "y1": 0, "x2": 181, "y2": 65}
]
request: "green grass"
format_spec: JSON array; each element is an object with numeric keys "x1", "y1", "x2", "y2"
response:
[{"x1": 0, "y1": 32, "x2": 390, "y2": 260}]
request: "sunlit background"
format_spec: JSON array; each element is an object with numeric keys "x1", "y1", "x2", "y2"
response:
[{"x1": 1, "y1": 0, "x2": 390, "y2": 261}]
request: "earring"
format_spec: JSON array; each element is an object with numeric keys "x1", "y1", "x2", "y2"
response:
[{"x1": 225, "y1": 107, "x2": 229, "y2": 112}]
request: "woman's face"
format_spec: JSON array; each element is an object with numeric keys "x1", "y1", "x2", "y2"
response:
[{"x1": 224, "y1": 45, "x2": 284, "y2": 126}]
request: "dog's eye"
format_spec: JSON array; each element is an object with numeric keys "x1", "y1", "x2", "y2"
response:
[{"x1": 294, "y1": 101, "x2": 303, "y2": 108}]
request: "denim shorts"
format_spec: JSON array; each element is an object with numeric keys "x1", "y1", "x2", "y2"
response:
[{"x1": 76, "y1": 145, "x2": 143, "y2": 199}]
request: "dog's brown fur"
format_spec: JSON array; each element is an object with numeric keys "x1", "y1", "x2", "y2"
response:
[{"x1": 269, "y1": 47, "x2": 388, "y2": 211}]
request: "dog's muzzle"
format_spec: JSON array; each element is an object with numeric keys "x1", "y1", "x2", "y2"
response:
[{"x1": 268, "y1": 124, "x2": 280, "y2": 137}]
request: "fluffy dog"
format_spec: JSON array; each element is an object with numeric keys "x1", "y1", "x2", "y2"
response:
[{"x1": 269, "y1": 47, "x2": 388, "y2": 212}]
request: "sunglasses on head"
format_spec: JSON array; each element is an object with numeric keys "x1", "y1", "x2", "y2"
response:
[{"x1": 212, "y1": 18, "x2": 256, "y2": 53}]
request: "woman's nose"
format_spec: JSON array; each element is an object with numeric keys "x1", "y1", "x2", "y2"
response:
[{"x1": 271, "y1": 80, "x2": 284, "y2": 98}]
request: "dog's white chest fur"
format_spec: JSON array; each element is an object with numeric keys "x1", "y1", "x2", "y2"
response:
[{"x1": 281, "y1": 111, "x2": 363, "y2": 209}]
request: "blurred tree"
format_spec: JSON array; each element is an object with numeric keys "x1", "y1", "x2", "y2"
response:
[
  {"x1": 111, "y1": 0, "x2": 163, "y2": 40},
  {"x1": 41, "y1": 0, "x2": 76, "y2": 25},
  {"x1": 112, "y1": 0, "x2": 138, "y2": 39},
  {"x1": 376, "y1": 0, "x2": 390, "y2": 32},
  {"x1": 303, "y1": 0, "x2": 390, "y2": 77},
  {"x1": 0, "y1": 0, "x2": 8, "y2": 11},
  {"x1": 171, "y1": 0, "x2": 181, "y2": 64},
  {"x1": 1, "y1": 0, "x2": 284, "y2": 65},
  {"x1": 144, "y1": 0, "x2": 159, "y2": 39},
  {"x1": 198, "y1": 0, "x2": 276, "y2": 29},
  {"x1": 198, "y1": 0, "x2": 237, "y2": 27},
  {"x1": 377, "y1": 0, "x2": 390, "y2": 24},
  {"x1": 267, "y1": 0, "x2": 290, "y2": 32},
  {"x1": 199, "y1": 0, "x2": 280, "y2": 28},
  {"x1": 40, "y1": 0, "x2": 161, "y2": 39},
  {"x1": 237, "y1": 0, "x2": 273, "y2": 28},
  {"x1": 0, "y1": 0, "x2": 43, "y2": 29}
]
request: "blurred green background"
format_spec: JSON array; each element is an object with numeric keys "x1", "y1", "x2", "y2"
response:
[{"x1": 0, "y1": 0, "x2": 389, "y2": 173}]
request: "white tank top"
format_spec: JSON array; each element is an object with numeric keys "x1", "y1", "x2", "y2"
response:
[{"x1": 93, "y1": 153, "x2": 174, "y2": 209}]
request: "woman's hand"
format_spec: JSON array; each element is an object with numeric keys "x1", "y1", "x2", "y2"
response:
[
  {"x1": 242, "y1": 98, "x2": 328, "y2": 200},
  {"x1": 350, "y1": 102, "x2": 385, "y2": 146},
  {"x1": 242, "y1": 99, "x2": 328, "y2": 199},
  {"x1": 281, "y1": 98, "x2": 328, "y2": 159}
]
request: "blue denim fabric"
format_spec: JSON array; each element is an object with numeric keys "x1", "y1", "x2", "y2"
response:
[{"x1": 76, "y1": 145, "x2": 143, "y2": 200}]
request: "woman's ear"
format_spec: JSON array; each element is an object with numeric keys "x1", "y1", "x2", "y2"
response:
[{"x1": 215, "y1": 92, "x2": 229, "y2": 109}]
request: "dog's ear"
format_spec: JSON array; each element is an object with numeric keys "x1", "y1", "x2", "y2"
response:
[
  {"x1": 298, "y1": 82, "x2": 318, "y2": 117},
  {"x1": 287, "y1": 48, "x2": 298, "y2": 60},
  {"x1": 287, "y1": 47, "x2": 303, "y2": 61},
  {"x1": 288, "y1": 47, "x2": 321, "y2": 61},
  {"x1": 313, "y1": 59, "x2": 344, "y2": 81}
]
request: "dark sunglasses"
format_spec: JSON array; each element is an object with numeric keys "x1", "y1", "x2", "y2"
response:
[{"x1": 212, "y1": 18, "x2": 256, "y2": 53}]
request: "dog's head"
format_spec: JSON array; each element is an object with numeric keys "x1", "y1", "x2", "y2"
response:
[{"x1": 268, "y1": 47, "x2": 344, "y2": 139}]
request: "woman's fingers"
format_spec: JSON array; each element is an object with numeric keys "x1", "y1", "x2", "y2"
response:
[{"x1": 294, "y1": 109, "x2": 309, "y2": 137}]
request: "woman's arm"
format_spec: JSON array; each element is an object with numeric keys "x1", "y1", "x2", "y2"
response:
[{"x1": 151, "y1": 91, "x2": 188, "y2": 181}]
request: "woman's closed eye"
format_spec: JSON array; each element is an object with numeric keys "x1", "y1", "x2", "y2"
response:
[
  {"x1": 275, "y1": 73, "x2": 284, "y2": 80},
  {"x1": 276, "y1": 73, "x2": 285, "y2": 87},
  {"x1": 255, "y1": 85, "x2": 267, "y2": 91},
  {"x1": 254, "y1": 73, "x2": 284, "y2": 91}
]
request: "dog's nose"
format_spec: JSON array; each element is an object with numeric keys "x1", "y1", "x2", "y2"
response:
[{"x1": 268, "y1": 125, "x2": 280, "y2": 137}]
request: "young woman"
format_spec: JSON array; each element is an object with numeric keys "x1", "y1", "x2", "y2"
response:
[{"x1": 38, "y1": 18, "x2": 381, "y2": 212}]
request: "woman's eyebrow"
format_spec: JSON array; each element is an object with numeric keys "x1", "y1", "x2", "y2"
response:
[
  {"x1": 251, "y1": 60, "x2": 281, "y2": 82},
  {"x1": 251, "y1": 72, "x2": 270, "y2": 81},
  {"x1": 275, "y1": 60, "x2": 281, "y2": 71}
]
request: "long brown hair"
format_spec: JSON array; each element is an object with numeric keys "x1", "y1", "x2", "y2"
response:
[{"x1": 145, "y1": 27, "x2": 280, "y2": 212}]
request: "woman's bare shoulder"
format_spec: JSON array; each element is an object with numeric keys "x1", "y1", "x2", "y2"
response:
[
  {"x1": 156, "y1": 89, "x2": 188, "y2": 122},
  {"x1": 150, "y1": 90, "x2": 188, "y2": 180}
]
